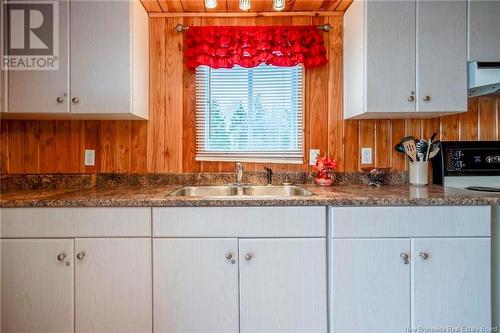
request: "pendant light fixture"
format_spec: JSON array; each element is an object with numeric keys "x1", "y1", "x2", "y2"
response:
[
  {"x1": 239, "y1": 0, "x2": 251, "y2": 11},
  {"x1": 273, "y1": 0, "x2": 285, "y2": 11},
  {"x1": 205, "y1": 0, "x2": 217, "y2": 9}
]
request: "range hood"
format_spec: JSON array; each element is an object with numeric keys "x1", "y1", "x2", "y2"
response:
[{"x1": 468, "y1": 62, "x2": 500, "y2": 97}]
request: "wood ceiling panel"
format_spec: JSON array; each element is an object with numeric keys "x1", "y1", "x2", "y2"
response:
[
  {"x1": 320, "y1": 0, "x2": 341, "y2": 10},
  {"x1": 206, "y1": 0, "x2": 228, "y2": 12},
  {"x1": 334, "y1": 0, "x2": 353, "y2": 11},
  {"x1": 180, "y1": 0, "x2": 206, "y2": 11},
  {"x1": 291, "y1": 0, "x2": 323, "y2": 11},
  {"x1": 249, "y1": 0, "x2": 272, "y2": 12},
  {"x1": 140, "y1": 0, "x2": 163, "y2": 12},
  {"x1": 226, "y1": 0, "x2": 240, "y2": 11},
  {"x1": 142, "y1": 0, "x2": 352, "y2": 13},
  {"x1": 158, "y1": 0, "x2": 184, "y2": 11}
]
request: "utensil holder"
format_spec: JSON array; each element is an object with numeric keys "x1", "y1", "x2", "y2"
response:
[{"x1": 409, "y1": 161, "x2": 428, "y2": 186}]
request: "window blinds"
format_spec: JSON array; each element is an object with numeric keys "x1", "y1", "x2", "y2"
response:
[{"x1": 195, "y1": 64, "x2": 303, "y2": 163}]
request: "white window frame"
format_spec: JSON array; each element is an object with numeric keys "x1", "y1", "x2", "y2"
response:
[{"x1": 195, "y1": 64, "x2": 304, "y2": 164}]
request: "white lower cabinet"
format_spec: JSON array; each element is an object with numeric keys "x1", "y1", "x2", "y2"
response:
[
  {"x1": 75, "y1": 238, "x2": 152, "y2": 333},
  {"x1": 1, "y1": 238, "x2": 152, "y2": 333},
  {"x1": 153, "y1": 238, "x2": 239, "y2": 333},
  {"x1": 153, "y1": 237, "x2": 327, "y2": 333},
  {"x1": 1, "y1": 239, "x2": 74, "y2": 333},
  {"x1": 239, "y1": 238, "x2": 327, "y2": 333},
  {"x1": 330, "y1": 206, "x2": 492, "y2": 333},
  {"x1": 411, "y1": 238, "x2": 491, "y2": 328},
  {"x1": 152, "y1": 206, "x2": 327, "y2": 333},
  {"x1": 331, "y1": 239, "x2": 411, "y2": 332}
]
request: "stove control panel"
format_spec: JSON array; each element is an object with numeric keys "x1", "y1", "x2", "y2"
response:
[{"x1": 446, "y1": 148, "x2": 500, "y2": 172}]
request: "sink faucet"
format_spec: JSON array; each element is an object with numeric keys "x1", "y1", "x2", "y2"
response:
[
  {"x1": 236, "y1": 162, "x2": 244, "y2": 186},
  {"x1": 264, "y1": 167, "x2": 273, "y2": 185}
]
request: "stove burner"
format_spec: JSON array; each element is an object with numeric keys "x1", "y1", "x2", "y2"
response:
[{"x1": 465, "y1": 186, "x2": 500, "y2": 193}]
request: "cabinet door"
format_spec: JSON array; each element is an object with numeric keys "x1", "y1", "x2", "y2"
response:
[
  {"x1": 416, "y1": 0, "x2": 467, "y2": 113},
  {"x1": 1, "y1": 239, "x2": 74, "y2": 333},
  {"x1": 467, "y1": 0, "x2": 500, "y2": 62},
  {"x1": 239, "y1": 238, "x2": 327, "y2": 333},
  {"x1": 154, "y1": 238, "x2": 239, "y2": 333},
  {"x1": 365, "y1": 0, "x2": 416, "y2": 113},
  {"x1": 7, "y1": 0, "x2": 70, "y2": 114},
  {"x1": 331, "y1": 239, "x2": 410, "y2": 333},
  {"x1": 412, "y1": 238, "x2": 491, "y2": 328},
  {"x1": 70, "y1": 0, "x2": 130, "y2": 115},
  {"x1": 75, "y1": 238, "x2": 152, "y2": 333}
]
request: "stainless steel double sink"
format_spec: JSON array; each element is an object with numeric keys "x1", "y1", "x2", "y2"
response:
[{"x1": 169, "y1": 185, "x2": 314, "y2": 197}]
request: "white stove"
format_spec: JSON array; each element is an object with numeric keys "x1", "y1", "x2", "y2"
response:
[{"x1": 433, "y1": 141, "x2": 500, "y2": 328}]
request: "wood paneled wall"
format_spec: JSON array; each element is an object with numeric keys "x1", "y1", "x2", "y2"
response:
[{"x1": 1, "y1": 16, "x2": 499, "y2": 174}]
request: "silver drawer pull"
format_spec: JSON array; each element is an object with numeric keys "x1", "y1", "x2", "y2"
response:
[
  {"x1": 400, "y1": 253, "x2": 409, "y2": 265},
  {"x1": 419, "y1": 252, "x2": 429, "y2": 260}
]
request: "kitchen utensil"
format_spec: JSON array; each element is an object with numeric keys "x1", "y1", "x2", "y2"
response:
[
  {"x1": 415, "y1": 139, "x2": 428, "y2": 160},
  {"x1": 395, "y1": 142, "x2": 406, "y2": 153},
  {"x1": 424, "y1": 132, "x2": 437, "y2": 161},
  {"x1": 428, "y1": 146, "x2": 440, "y2": 159},
  {"x1": 401, "y1": 136, "x2": 417, "y2": 162}
]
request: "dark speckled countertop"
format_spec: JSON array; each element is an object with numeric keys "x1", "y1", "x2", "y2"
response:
[{"x1": 1, "y1": 184, "x2": 498, "y2": 208}]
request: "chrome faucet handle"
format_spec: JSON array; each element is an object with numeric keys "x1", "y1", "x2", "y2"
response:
[
  {"x1": 264, "y1": 167, "x2": 273, "y2": 185},
  {"x1": 236, "y1": 162, "x2": 244, "y2": 186}
]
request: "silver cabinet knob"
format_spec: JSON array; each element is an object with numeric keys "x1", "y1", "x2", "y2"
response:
[
  {"x1": 76, "y1": 251, "x2": 85, "y2": 260},
  {"x1": 400, "y1": 253, "x2": 409, "y2": 265},
  {"x1": 407, "y1": 95, "x2": 415, "y2": 102},
  {"x1": 225, "y1": 252, "x2": 233, "y2": 260},
  {"x1": 244, "y1": 253, "x2": 253, "y2": 261},
  {"x1": 56, "y1": 97, "x2": 64, "y2": 104},
  {"x1": 423, "y1": 95, "x2": 431, "y2": 102},
  {"x1": 72, "y1": 97, "x2": 80, "y2": 104},
  {"x1": 57, "y1": 253, "x2": 66, "y2": 262},
  {"x1": 419, "y1": 252, "x2": 429, "y2": 260}
]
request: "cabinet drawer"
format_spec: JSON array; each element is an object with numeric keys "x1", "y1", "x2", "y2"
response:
[
  {"x1": 153, "y1": 207, "x2": 326, "y2": 237},
  {"x1": 330, "y1": 206, "x2": 490, "y2": 238},
  {"x1": 0, "y1": 208, "x2": 151, "y2": 238}
]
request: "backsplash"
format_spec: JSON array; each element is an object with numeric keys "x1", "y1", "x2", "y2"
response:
[
  {"x1": 0, "y1": 171, "x2": 409, "y2": 191},
  {"x1": 0, "y1": 16, "x2": 498, "y2": 175}
]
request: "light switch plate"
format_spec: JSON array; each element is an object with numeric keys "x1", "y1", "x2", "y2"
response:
[
  {"x1": 361, "y1": 148, "x2": 372, "y2": 165},
  {"x1": 84, "y1": 149, "x2": 95, "y2": 166},
  {"x1": 309, "y1": 149, "x2": 320, "y2": 166}
]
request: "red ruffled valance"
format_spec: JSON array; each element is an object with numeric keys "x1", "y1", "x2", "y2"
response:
[{"x1": 184, "y1": 26, "x2": 328, "y2": 69}]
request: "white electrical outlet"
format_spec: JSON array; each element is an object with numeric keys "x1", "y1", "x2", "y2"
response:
[
  {"x1": 361, "y1": 148, "x2": 372, "y2": 165},
  {"x1": 309, "y1": 149, "x2": 320, "y2": 166},
  {"x1": 84, "y1": 149, "x2": 95, "y2": 166}
]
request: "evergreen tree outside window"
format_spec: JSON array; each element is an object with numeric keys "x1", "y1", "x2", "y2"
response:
[{"x1": 195, "y1": 64, "x2": 303, "y2": 163}]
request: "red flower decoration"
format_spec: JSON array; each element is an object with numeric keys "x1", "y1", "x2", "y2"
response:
[
  {"x1": 313, "y1": 154, "x2": 338, "y2": 180},
  {"x1": 184, "y1": 26, "x2": 328, "y2": 70}
]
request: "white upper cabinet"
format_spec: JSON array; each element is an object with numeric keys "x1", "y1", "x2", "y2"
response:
[
  {"x1": 416, "y1": 0, "x2": 467, "y2": 113},
  {"x1": 6, "y1": 0, "x2": 70, "y2": 115},
  {"x1": 467, "y1": 0, "x2": 500, "y2": 61},
  {"x1": 3, "y1": 0, "x2": 148, "y2": 120},
  {"x1": 366, "y1": 0, "x2": 416, "y2": 114},
  {"x1": 344, "y1": 0, "x2": 468, "y2": 119},
  {"x1": 69, "y1": 0, "x2": 148, "y2": 119}
]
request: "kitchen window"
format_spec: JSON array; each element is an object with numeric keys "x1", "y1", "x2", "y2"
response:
[{"x1": 195, "y1": 64, "x2": 303, "y2": 163}]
